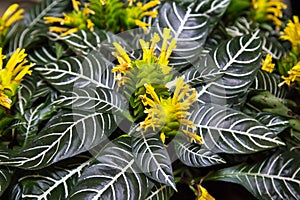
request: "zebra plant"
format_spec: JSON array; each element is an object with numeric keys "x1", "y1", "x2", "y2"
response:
[{"x1": 0, "y1": 0, "x2": 299, "y2": 199}]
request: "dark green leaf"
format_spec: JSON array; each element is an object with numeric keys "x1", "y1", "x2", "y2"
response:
[
  {"x1": 207, "y1": 152, "x2": 300, "y2": 200},
  {"x1": 145, "y1": 184, "x2": 175, "y2": 200}
]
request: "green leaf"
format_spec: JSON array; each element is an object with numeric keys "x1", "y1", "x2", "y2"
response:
[
  {"x1": 68, "y1": 136, "x2": 152, "y2": 200},
  {"x1": 53, "y1": 87, "x2": 126, "y2": 114},
  {"x1": 1, "y1": 110, "x2": 116, "y2": 169},
  {"x1": 10, "y1": 0, "x2": 68, "y2": 49},
  {"x1": 0, "y1": 167, "x2": 14, "y2": 197},
  {"x1": 255, "y1": 113, "x2": 290, "y2": 135},
  {"x1": 145, "y1": 184, "x2": 175, "y2": 200},
  {"x1": 28, "y1": 44, "x2": 58, "y2": 65},
  {"x1": 185, "y1": 103, "x2": 284, "y2": 154},
  {"x1": 155, "y1": 1, "x2": 210, "y2": 68},
  {"x1": 35, "y1": 51, "x2": 117, "y2": 92},
  {"x1": 197, "y1": 31, "x2": 262, "y2": 107},
  {"x1": 251, "y1": 69, "x2": 287, "y2": 99},
  {"x1": 207, "y1": 152, "x2": 300, "y2": 200},
  {"x1": 11, "y1": 157, "x2": 90, "y2": 200},
  {"x1": 131, "y1": 131, "x2": 176, "y2": 190},
  {"x1": 174, "y1": 140, "x2": 225, "y2": 167}
]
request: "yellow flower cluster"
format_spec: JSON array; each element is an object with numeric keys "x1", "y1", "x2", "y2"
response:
[
  {"x1": 112, "y1": 28, "x2": 176, "y2": 85},
  {"x1": 279, "y1": 62, "x2": 300, "y2": 87},
  {"x1": 0, "y1": 4, "x2": 24, "y2": 47},
  {"x1": 0, "y1": 48, "x2": 35, "y2": 109},
  {"x1": 140, "y1": 78, "x2": 200, "y2": 144},
  {"x1": 252, "y1": 0, "x2": 287, "y2": 27},
  {"x1": 44, "y1": 0, "x2": 95, "y2": 36},
  {"x1": 280, "y1": 16, "x2": 300, "y2": 51},
  {"x1": 261, "y1": 54, "x2": 275, "y2": 73}
]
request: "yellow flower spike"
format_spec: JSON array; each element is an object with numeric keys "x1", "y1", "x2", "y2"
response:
[
  {"x1": 1, "y1": 4, "x2": 20, "y2": 22},
  {"x1": 279, "y1": 62, "x2": 300, "y2": 86},
  {"x1": 261, "y1": 54, "x2": 275, "y2": 73},
  {"x1": 60, "y1": 28, "x2": 79, "y2": 37},
  {"x1": 0, "y1": 47, "x2": 34, "y2": 109},
  {"x1": 140, "y1": 78, "x2": 199, "y2": 144},
  {"x1": 280, "y1": 16, "x2": 300, "y2": 49},
  {"x1": 141, "y1": 0, "x2": 160, "y2": 11},
  {"x1": 72, "y1": 0, "x2": 81, "y2": 12},
  {"x1": 158, "y1": 28, "x2": 176, "y2": 66},
  {"x1": 43, "y1": 16, "x2": 65, "y2": 24},
  {"x1": 135, "y1": 20, "x2": 151, "y2": 32}
]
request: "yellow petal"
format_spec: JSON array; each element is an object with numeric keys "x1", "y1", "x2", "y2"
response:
[
  {"x1": 113, "y1": 42, "x2": 131, "y2": 64},
  {"x1": 14, "y1": 63, "x2": 34, "y2": 81},
  {"x1": 2, "y1": 4, "x2": 19, "y2": 22},
  {"x1": 72, "y1": 0, "x2": 81, "y2": 12},
  {"x1": 60, "y1": 27, "x2": 79, "y2": 37},
  {"x1": 44, "y1": 16, "x2": 65, "y2": 24},
  {"x1": 0, "y1": 91, "x2": 12, "y2": 109},
  {"x1": 5, "y1": 9, "x2": 24, "y2": 27}
]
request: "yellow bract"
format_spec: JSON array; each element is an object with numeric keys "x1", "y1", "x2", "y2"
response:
[
  {"x1": 261, "y1": 54, "x2": 275, "y2": 73},
  {"x1": 112, "y1": 28, "x2": 176, "y2": 86},
  {"x1": 44, "y1": 0, "x2": 95, "y2": 36},
  {"x1": 279, "y1": 62, "x2": 300, "y2": 87},
  {"x1": 280, "y1": 16, "x2": 300, "y2": 49},
  {"x1": 140, "y1": 77, "x2": 201, "y2": 144},
  {"x1": 0, "y1": 4, "x2": 24, "y2": 46},
  {"x1": 0, "y1": 48, "x2": 35, "y2": 109},
  {"x1": 252, "y1": 0, "x2": 286, "y2": 27}
]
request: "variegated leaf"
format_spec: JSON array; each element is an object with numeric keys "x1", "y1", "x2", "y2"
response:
[
  {"x1": 154, "y1": 1, "x2": 210, "y2": 68},
  {"x1": 255, "y1": 113, "x2": 290, "y2": 135},
  {"x1": 174, "y1": 140, "x2": 225, "y2": 167},
  {"x1": 251, "y1": 69, "x2": 287, "y2": 99},
  {"x1": 68, "y1": 137, "x2": 151, "y2": 200},
  {"x1": 131, "y1": 131, "x2": 176, "y2": 190},
  {"x1": 185, "y1": 103, "x2": 284, "y2": 154},
  {"x1": 207, "y1": 152, "x2": 300, "y2": 200},
  {"x1": 197, "y1": 31, "x2": 262, "y2": 107},
  {"x1": 0, "y1": 167, "x2": 14, "y2": 197},
  {"x1": 53, "y1": 87, "x2": 126, "y2": 113},
  {"x1": 35, "y1": 51, "x2": 117, "y2": 91},
  {"x1": 0, "y1": 110, "x2": 116, "y2": 169},
  {"x1": 145, "y1": 184, "x2": 175, "y2": 200}
]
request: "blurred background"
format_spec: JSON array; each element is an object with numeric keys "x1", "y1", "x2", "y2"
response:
[{"x1": 0, "y1": 0, "x2": 299, "y2": 17}]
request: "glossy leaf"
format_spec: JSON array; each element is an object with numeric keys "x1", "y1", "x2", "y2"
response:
[
  {"x1": 185, "y1": 103, "x2": 284, "y2": 154},
  {"x1": 252, "y1": 69, "x2": 287, "y2": 99},
  {"x1": 131, "y1": 131, "x2": 176, "y2": 190},
  {"x1": 196, "y1": 31, "x2": 262, "y2": 106},
  {"x1": 174, "y1": 140, "x2": 225, "y2": 167},
  {"x1": 207, "y1": 152, "x2": 300, "y2": 200},
  {"x1": 0, "y1": 167, "x2": 14, "y2": 197},
  {"x1": 35, "y1": 51, "x2": 117, "y2": 91},
  {"x1": 68, "y1": 136, "x2": 151, "y2": 200},
  {"x1": 54, "y1": 87, "x2": 126, "y2": 113},
  {"x1": 0, "y1": 110, "x2": 116, "y2": 169},
  {"x1": 255, "y1": 113, "x2": 290, "y2": 135}
]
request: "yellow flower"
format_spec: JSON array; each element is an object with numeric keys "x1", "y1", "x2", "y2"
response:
[
  {"x1": 196, "y1": 185, "x2": 215, "y2": 200},
  {"x1": 261, "y1": 54, "x2": 275, "y2": 73},
  {"x1": 0, "y1": 4, "x2": 24, "y2": 46},
  {"x1": 278, "y1": 61, "x2": 300, "y2": 86},
  {"x1": 139, "y1": 77, "x2": 201, "y2": 144},
  {"x1": 112, "y1": 28, "x2": 176, "y2": 86},
  {"x1": 0, "y1": 48, "x2": 35, "y2": 109},
  {"x1": 44, "y1": 0, "x2": 95, "y2": 36},
  {"x1": 252, "y1": 0, "x2": 287, "y2": 27},
  {"x1": 280, "y1": 16, "x2": 300, "y2": 50}
]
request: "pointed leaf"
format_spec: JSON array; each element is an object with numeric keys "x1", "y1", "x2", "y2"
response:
[
  {"x1": 185, "y1": 103, "x2": 284, "y2": 154},
  {"x1": 131, "y1": 131, "x2": 176, "y2": 190},
  {"x1": 207, "y1": 152, "x2": 300, "y2": 200},
  {"x1": 68, "y1": 137, "x2": 151, "y2": 200},
  {"x1": 0, "y1": 167, "x2": 14, "y2": 197},
  {"x1": 54, "y1": 87, "x2": 126, "y2": 113},
  {"x1": 197, "y1": 31, "x2": 262, "y2": 107},
  {"x1": 145, "y1": 184, "x2": 175, "y2": 200},
  {"x1": 1, "y1": 110, "x2": 116, "y2": 169},
  {"x1": 174, "y1": 140, "x2": 225, "y2": 167}
]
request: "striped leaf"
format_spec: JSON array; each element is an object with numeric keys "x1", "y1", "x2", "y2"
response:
[
  {"x1": 28, "y1": 45, "x2": 58, "y2": 65},
  {"x1": 185, "y1": 103, "x2": 284, "y2": 154},
  {"x1": 0, "y1": 110, "x2": 116, "y2": 169},
  {"x1": 251, "y1": 69, "x2": 287, "y2": 99},
  {"x1": 35, "y1": 51, "x2": 117, "y2": 91},
  {"x1": 197, "y1": 31, "x2": 262, "y2": 107},
  {"x1": 145, "y1": 184, "x2": 175, "y2": 200},
  {"x1": 174, "y1": 140, "x2": 225, "y2": 167},
  {"x1": 207, "y1": 152, "x2": 300, "y2": 200},
  {"x1": 255, "y1": 113, "x2": 290, "y2": 135},
  {"x1": 154, "y1": 1, "x2": 210, "y2": 68},
  {"x1": 131, "y1": 131, "x2": 176, "y2": 190},
  {"x1": 0, "y1": 167, "x2": 14, "y2": 197},
  {"x1": 11, "y1": 156, "x2": 91, "y2": 200},
  {"x1": 53, "y1": 87, "x2": 126, "y2": 113},
  {"x1": 68, "y1": 137, "x2": 151, "y2": 200},
  {"x1": 9, "y1": 0, "x2": 68, "y2": 50}
]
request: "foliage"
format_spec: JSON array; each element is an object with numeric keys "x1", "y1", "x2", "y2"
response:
[{"x1": 0, "y1": 0, "x2": 299, "y2": 199}]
